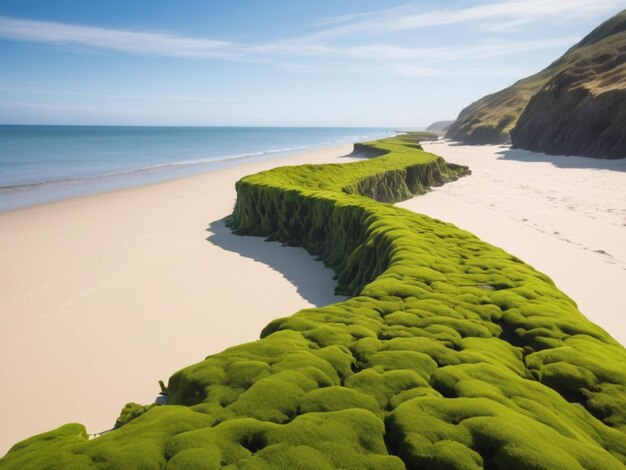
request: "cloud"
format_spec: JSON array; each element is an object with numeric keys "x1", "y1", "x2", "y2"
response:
[
  {"x1": 0, "y1": 16, "x2": 231, "y2": 58},
  {"x1": 0, "y1": 0, "x2": 619, "y2": 70},
  {"x1": 311, "y1": 0, "x2": 626, "y2": 39},
  {"x1": 0, "y1": 83, "x2": 242, "y2": 102},
  {"x1": 389, "y1": 65, "x2": 446, "y2": 77},
  {"x1": 326, "y1": 37, "x2": 578, "y2": 61},
  {"x1": 2, "y1": 0, "x2": 619, "y2": 62},
  {"x1": 392, "y1": 64, "x2": 535, "y2": 78}
]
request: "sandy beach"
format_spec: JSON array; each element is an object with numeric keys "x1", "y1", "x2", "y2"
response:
[
  {"x1": 399, "y1": 140, "x2": 626, "y2": 346},
  {"x1": 0, "y1": 144, "x2": 356, "y2": 454}
]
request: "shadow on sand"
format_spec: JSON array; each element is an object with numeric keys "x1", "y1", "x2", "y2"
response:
[
  {"x1": 496, "y1": 147, "x2": 626, "y2": 172},
  {"x1": 206, "y1": 218, "x2": 346, "y2": 308},
  {"x1": 431, "y1": 140, "x2": 626, "y2": 171}
]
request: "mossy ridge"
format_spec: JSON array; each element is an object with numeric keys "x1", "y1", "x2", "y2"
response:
[{"x1": 2, "y1": 133, "x2": 626, "y2": 469}]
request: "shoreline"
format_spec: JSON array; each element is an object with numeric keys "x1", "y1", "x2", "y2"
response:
[
  {"x1": 0, "y1": 144, "x2": 357, "y2": 454},
  {"x1": 398, "y1": 140, "x2": 626, "y2": 346},
  {"x1": 0, "y1": 126, "x2": 397, "y2": 213},
  {"x1": 0, "y1": 145, "x2": 337, "y2": 213}
]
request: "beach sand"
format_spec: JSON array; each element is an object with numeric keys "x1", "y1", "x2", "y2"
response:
[
  {"x1": 399, "y1": 140, "x2": 626, "y2": 346},
  {"x1": 0, "y1": 144, "x2": 356, "y2": 454}
]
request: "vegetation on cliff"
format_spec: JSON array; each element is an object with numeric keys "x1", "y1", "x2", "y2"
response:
[
  {"x1": 2, "y1": 133, "x2": 625, "y2": 469},
  {"x1": 426, "y1": 121, "x2": 454, "y2": 133},
  {"x1": 445, "y1": 71, "x2": 549, "y2": 144},
  {"x1": 446, "y1": 9, "x2": 626, "y2": 153},
  {"x1": 511, "y1": 11, "x2": 626, "y2": 158}
]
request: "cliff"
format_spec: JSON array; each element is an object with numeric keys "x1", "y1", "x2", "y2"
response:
[
  {"x1": 511, "y1": 12, "x2": 626, "y2": 158},
  {"x1": 445, "y1": 70, "x2": 553, "y2": 144},
  {"x1": 446, "y1": 9, "x2": 626, "y2": 152}
]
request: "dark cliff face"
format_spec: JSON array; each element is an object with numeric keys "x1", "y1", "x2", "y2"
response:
[
  {"x1": 447, "y1": 9, "x2": 626, "y2": 151},
  {"x1": 511, "y1": 37, "x2": 626, "y2": 158},
  {"x1": 445, "y1": 75, "x2": 549, "y2": 145},
  {"x1": 511, "y1": 80, "x2": 626, "y2": 158}
]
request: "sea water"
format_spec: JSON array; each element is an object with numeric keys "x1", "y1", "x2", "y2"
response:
[{"x1": 0, "y1": 126, "x2": 397, "y2": 211}]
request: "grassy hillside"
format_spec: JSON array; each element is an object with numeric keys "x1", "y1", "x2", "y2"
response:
[
  {"x1": 446, "y1": 9, "x2": 626, "y2": 147},
  {"x1": 511, "y1": 11, "x2": 626, "y2": 158},
  {"x1": 426, "y1": 120, "x2": 454, "y2": 133},
  {"x1": 2, "y1": 133, "x2": 625, "y2": 469},
  {"x1": 445, "y1": 72, "x2": 550, "y2": 144}
]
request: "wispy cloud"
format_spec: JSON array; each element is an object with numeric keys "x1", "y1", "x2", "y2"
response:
[
  {"x1": 392, "y1": 64, "x2": 535, "y2": 78},
  {"x1": 0, "y1": 16, "x2": 231, "y2": 58},
  {"x1": 311, "y1": 0, "x2": 626, "y2": 39},
  {"x1": 0, "y1": 83, "x2": 241, "y2": 102},
  {"x1": 0, "y1": 15, "x2": 581, "y2": 64},
  {"x1": 0, "y1": 0, "x2": 622, "y2": 82},
  {"x1": 322, "y1": 37, "x2": 578, "y2": 61}
]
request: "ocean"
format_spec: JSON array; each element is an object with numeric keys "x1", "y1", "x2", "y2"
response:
[{"x1": 0, "y1": 126, "x2": 396, "y2": 211}]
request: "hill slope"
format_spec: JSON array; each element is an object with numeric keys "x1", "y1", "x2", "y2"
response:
[
  {"x1": 446, "y1": 9, "x2": 626, "y2": 150},
  {"x1": 511, "y1": 11, "x2": 626, "y2": 158},
  {"x1": 2, "y1": 134, "x2": 626, "y2": 469},
  {"x1": 426, "y1": 120, "x2": 454, "y2": 133}
]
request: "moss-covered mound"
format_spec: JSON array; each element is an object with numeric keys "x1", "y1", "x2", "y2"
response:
[
  {"x1": 446, "y1": 9, "x2": 626, "y2": 148},
  {"x1": 2, "y1": 133, "x2": 625, "y2": 469}
]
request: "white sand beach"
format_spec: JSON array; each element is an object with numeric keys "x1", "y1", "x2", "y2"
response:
[
  {"x1": 0, "y1": 144, "x2": 356, "y2": 454},
  {"x1": 399, "y1": 140, "x2": 626, "y2": 346}
]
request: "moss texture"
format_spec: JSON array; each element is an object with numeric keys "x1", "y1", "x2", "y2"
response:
[{"x1": 2, "y1": 133, "x2": 625, "y2": 469}]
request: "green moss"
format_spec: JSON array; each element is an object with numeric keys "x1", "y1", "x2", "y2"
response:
[
  {"x1": 299, "y1": 386, "x2": 380, "y2": 416},
  {"x1": 1, "y1": 424, "x2": 91, "y2": 470},
  {"x1": 387, "y1": 397, "x2": 624, "y2": 470},
  {"x1": 2, "y1": 132, "x2": 625, "y2": 469},
  {"x1": 114, "y1": 402, "x2": 157, "y2": 429}
]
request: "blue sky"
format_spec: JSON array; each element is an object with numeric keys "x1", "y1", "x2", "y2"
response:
[{"x1": 1, "y1": 0, "x2": 625, "y2": 126}]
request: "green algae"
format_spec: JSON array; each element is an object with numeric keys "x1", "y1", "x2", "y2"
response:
[{"x1": 2, "y1": 133, "x2": 625, "y2": 469}]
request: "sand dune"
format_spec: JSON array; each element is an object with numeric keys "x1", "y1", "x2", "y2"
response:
[
  {"x1": 0, "y1": 145, "x2": 355, "y2": 455},
  {"x1": 398, "y1": 140, "x2": 626, "y2": 346}
]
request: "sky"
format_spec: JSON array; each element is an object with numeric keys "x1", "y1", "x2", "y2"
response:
[{"x1": 0, "y1": 0, "x2": 625, "y2": 127}]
